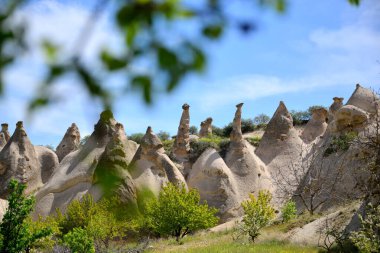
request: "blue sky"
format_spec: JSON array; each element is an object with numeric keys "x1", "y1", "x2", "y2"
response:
[{"x1": 0, "y1": 0, "x2": 379, "y2": 146}]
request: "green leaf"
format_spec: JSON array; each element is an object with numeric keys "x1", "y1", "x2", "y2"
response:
[
  {"x1": 125, "y1": 23, "x2": 139, "y2": 47},
  {"x1": 131, "y1": 75, "x2": 152, "y2": 103},
  {"x1": 100, "y1": 50, "x2": 127, "y2": 71},
  {"x1": 348, "y1": 0, "x2": 360, "y2": 6},
  {"x1": 45, "y1": 64, "x2": 67, "y2": 84},
  {"x1": 202, "y1": 24, "x2": 223, "y2": 39},
  {"x1": 189, "y1": 45, "x2": 206, "y2": 72},
  {"x1": 28, "y1": 97, "x2": 50, "y2": 111},
  {"x1": 157, "y1": 46, "x2": 178, "y2": 70},
  {"x1": 41, "y1": 40, "x2": 58, "y2": 62},
  {"x1": 74, "y1": 62, "x2": 110, "y2": 107}
]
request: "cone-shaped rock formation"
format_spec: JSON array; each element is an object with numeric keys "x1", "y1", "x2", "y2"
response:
[
  {"x1": 346, "y1": 84, "x2": 379, "y2": 114},
  {"x1": 0, "y1": 121, "x2": 42, "y2": 197},
  {"x1": 34, "y1": 111, "x2": 138, "y2": 216},
  {"x1": 56, "y1": 123, "x2": 81, "y2": 162},
  {"x1": 129, "y1": 127, "x2": 187, "y2": 197},
  {"x1": 328, "y1": 97, "x2": 344, "y2": 123}
]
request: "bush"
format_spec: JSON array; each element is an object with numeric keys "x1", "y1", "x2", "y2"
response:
[
  {"x1": 162, "y1": 139, "x2": 174, "y2": 155},
  {"x1": 237, "y1": 190, "x2": 275, "y2": 243},
  {"x1": 129, "y1": 133, "x2": 144, "y2": 144},
  {"x1": 324, "y1": 131, "x2": 358, "y2": 157},
  {"x1": 246, "y1": 136, "x2": 261, "y2": 147},
  {"x1": 218, "y1": 139, "x2": 231, "y2": 158},
  {"x1": 146, "y1": 183, "x2": 218, "y2": 242},
  {"x1": 189, "y1": 125, "x2": 198, "y2": 135},
  {"x1": 63, "y1": 227, "x2": 95, "y2": 253},
  {"x1": 350, "y1": 203, "x2": 380, "y2": 253},
  {"x1": 221, "y1": 119, "x2": 255, "y2": 137},
  {"x1": 290, "y1": 110, "x2": 310, "y2": 125},
  {"x1": 281, "y1": 200, "x2": 297, "y2": 223},
  {"x1": 0, "y1": 179, "x2": 52, "y2": 253}
]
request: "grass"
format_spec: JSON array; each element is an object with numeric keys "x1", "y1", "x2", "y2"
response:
[{"x1": 147, "y1": 224, "x2": 319, "y2": 253}]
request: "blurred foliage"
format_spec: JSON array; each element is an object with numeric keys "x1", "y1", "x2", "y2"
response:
[
  {"x1": 0, "y1": 0, "x2": 361, "y2": 110},
  {"x1": 246, "y1": 136, "x2": 261, "y2": 147},
  {"x1": 253, "y1": 113, "x2": 270, "y2": 127}
]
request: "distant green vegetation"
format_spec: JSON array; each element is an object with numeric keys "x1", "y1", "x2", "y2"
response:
[{"x1": 246, "y1": 136, "x2": 262, "y2": 147}]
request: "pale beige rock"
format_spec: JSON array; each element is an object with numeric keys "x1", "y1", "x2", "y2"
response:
[
  {"x1": 346, "y1": 84, "x2": 379, "y2": 114},
  {"x1": 35, "y1": 146, "x2": 59, "y2": 184},
  {"x1": 255, "y1": 101, "x2": 303, "y2": 165},
  {"x1": 301, "y1": 108, "x2": 328, "y2": 144},
  {"x1": 0, "y1": 199, "x2": 8, "y2": 221},
  {"x1": 334, "y1": 105, "x2": 369, "y2": 131},
  {"x1": 199, "y1": 117, "x2": 213, "y2": 137},
  {"x1": 129, "y1": 127, "x2": 187, "y2": 196},
  {"x1": 188, "y1": 148, "x2": 241, "y2": 221},
  {"x1": 328, "y1": 97, "x2": 344, "y2": 122},
  {"x1": 35, "y1": 111, "x2": 138, "y2": 216},
  {"x1": 0, "y1": 124, "x2": 10, "y2": 151},
  {"x1": 172, "y1": 104, "x2": 190, "y2": 160},
  {"x1": 0, "y1": 121, "x2": 43, "y2": 198},
  {"x1": 56, "y1": 123, "x2": 81, "y2": 162}
]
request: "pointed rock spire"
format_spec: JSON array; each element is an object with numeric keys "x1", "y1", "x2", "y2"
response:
[
  {"x1": 0, "y1": 121, "x2": 42, "y2": 198},
  {"x1": 255, "y1": 101, "x2": 302, "y2": 165},
  {"x1": 173, "y1": 103, "x2": 190, "y2": 159},
  {"x1": 346, "y1": 83, "x2": 379, "y2": 113},
  {"x1": 141, "y1": 126, "x2": 164, "y2": 154},
  {"x1": 230, "y1": 103, "x2": 244, "y2": 144},
  {"x1": 56, "y1": 123, "x2": 81, "y2": 162},
  {"x1": 199, "y1": 117, "x2": 213, "y2": 137}
]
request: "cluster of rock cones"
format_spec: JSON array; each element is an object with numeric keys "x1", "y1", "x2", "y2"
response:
[{"x1": 0, "y1": 84, "x2": 378, "y2": 223}]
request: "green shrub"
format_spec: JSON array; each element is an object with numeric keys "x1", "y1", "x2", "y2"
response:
[
  {"x1": 146, "y1": 183, "x2": 218, "y2": 242},
  {"x1": 162, "y1": 139, "x2": 174, "y2": 155},
  {"x1": 246, "y1": 136, "x2": 261, "y2": 147},
  {"x1": 218, "y1": 139, "x2": 231, "y2": 158},
  {"x1": 129, "y1": 133, "x2": 144, "y2": 144},
  {"x1": 221, "y1": 118, "x2": 255, "y2": 137},
  {"x1": 324, "y1": 131, "x2": 358, "y2": 157},
  {"x1": 0, "y1": 179, "x2": 52, "y2": 253},
  {"x1": 350, "y1": 203, "x2": 380, "y2": 253},
  {"x1": 236, "y1": 190, "x2": 275, "y2": 243},
  {"x1": 281, "y1": 200, "x2": 297, "y2": 223},
  {"x1": 63, "y1": 227, "x2": 95, "y2": 253},
  {"x1": 290, "y1": 110, "x2": 310, "y2": 125}
]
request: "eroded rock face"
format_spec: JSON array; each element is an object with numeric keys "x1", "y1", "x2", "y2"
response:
[
  {"x1": 328, "y1": 97, "x2": 344, "y2": 122},
  {"x1": 129, "y1": 127, "x2": 187, "y2": 196},
  {"x1": 35, "y1": 146, "x2": 59, "y2": 184},
  {"x1": 0, "y1": 124, "x2": 10, "y2": 151},
  {"x1": 93, "y1": 123, "x2": 138, "y2": 205},
  {"x1": 188, "y1": 148, "x2": 241, "y2": 221},
  {"x1": 0, "y1": 121, "x2": 42, "y2": 198},
  {"x1": 56, "y1": 123, "x2": 81, "y2": 162},
  {"x1": 34, "y1": 111, "x2": 138, "y2": 216},
  {"x1": 346, "y1": 84, "x2": 379, "y2": 114},
  {"x1": 301, "y1": 108, "x2": 328, "y2": 144},
  {"x1": 333, "y1": 105, "x2": 368, "y2": 131},
  {"x1": 172, "y1": 104, "x2": 190, "y2": 160},
  {"x1": 199, "y1": 117, "x2": 213, "y2": 137}
]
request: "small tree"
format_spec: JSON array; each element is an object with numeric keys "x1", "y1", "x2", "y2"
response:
[
  {"x1": 350, "y1": 203, "x2": 380, "y2": 253},
  {"x1": 128, "y1": 133, "x2": 145, "y2": 144},
  {"x1": 238, "y1": 190, "x2": 275, "y2": 242},
  {"x1": 253, "y1": 113, "x2": 270, "y2": 127},
  {"x1": 146, "y1": 183, "x2": 218, "y2": 242},
  {"x1": 0, "y1": 179, "x2": 52, "y2": 253},
  {"x1": 281, "y1": 200, "x2": 297, "y2": 223}
]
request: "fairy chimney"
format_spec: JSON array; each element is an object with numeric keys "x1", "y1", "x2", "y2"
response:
[{"x1": 199, "y1": 117, "x2": 213, "y2": 137}]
